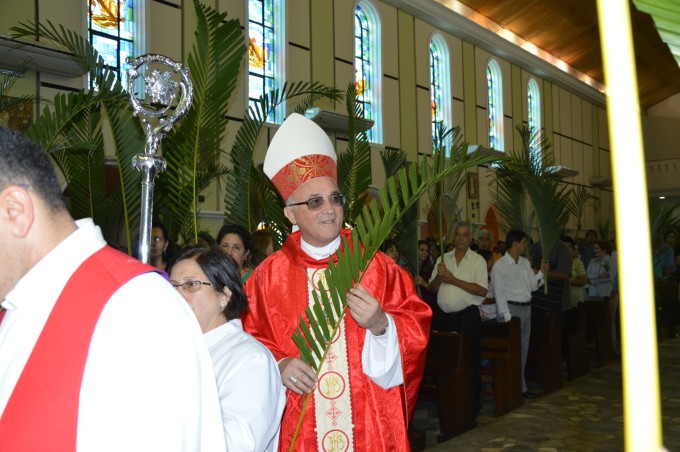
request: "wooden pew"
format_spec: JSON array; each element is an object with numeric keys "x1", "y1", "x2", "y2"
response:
[
  {"x1": 565, "y1": 303, "x2": 590, "y2": 380},
  {"x1": 527, "y1": 304, "x2": 563, "y2": 396},
  {"x1": 480, "y1": 317, "x2": 524, "y2": 416},
  {"x1": 585, "y1": 299, "x2": 613, "y2": 365},
  {"x1": 418, "y1": 331, "x2": 476, "y2": 442}
]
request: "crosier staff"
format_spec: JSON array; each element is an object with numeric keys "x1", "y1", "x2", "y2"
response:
[{"x1": 126, "y1": 54, "x2": 193, "y2": 264}]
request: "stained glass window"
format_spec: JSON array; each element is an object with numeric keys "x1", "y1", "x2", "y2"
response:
[
  {"x1": 527, "y1": 78, "x2": 541, "y2": 161},
  {"x1": 354, "y1": 1, "x2": 382, "y2": 143},
  {"x1": 487, "y1": 59, "x2": 504, "y2": 151},
  {"x1": 248, "y1": 0, "x2": 284, "y2": 123},
  {"x1": 88, "y1": 0, "x2": 136, "y2": 89},
  {"x1": 429, "y1": 34, "x2": 451, "y2": 148}
]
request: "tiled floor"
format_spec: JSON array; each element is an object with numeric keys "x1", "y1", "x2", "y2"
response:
[{"x1": 413, "y1": 337, "x2": 680, "y2": 451}]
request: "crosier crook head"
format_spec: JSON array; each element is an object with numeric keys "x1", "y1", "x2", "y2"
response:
[{"x1": 126, "y1": 54, "x2": 194, "y2": 155}]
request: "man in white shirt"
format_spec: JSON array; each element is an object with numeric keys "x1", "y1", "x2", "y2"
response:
[
  {"x1": 0, "y1": 127, "x2": 225, "y2": 451},
  {"x1": 429, "y1": 220, "x2": 488, "y2": 415},
  {"x1": 491, "y1": 229, "x2": 545, "y2": 399}
]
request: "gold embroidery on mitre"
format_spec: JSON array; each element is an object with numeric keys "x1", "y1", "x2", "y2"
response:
[{"x1": 286, "y1": 155, "x2": 335, "y2": 186}]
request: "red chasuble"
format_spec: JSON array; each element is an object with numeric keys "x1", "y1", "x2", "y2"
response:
[
  {"x1": 0, "y1": 246, "x2": 154, "y2": 452},
  {"x1": 243, "y1": 230, "x2": 431, "y2": 451}
]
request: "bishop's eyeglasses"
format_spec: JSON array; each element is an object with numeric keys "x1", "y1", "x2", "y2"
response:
[{"x1": 287, "y1": 193, "x2": 346, "y2": 211}]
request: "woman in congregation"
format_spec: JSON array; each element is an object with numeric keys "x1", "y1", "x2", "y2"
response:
[
  {"x1": 217, "y1": 224, "x2": 256, "y2": 282},
  {"x1": 168, "y1": 245, "x2": 286, "y2": 452},
  {"x1": 149, "y1": 221, "x2": 172, "y2": 271}
]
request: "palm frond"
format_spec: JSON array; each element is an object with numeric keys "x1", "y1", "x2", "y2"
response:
[
  {"x1": 509, "y1": 125, "x2": 571, "y2": 293},
  {"x1": 160, "y1": 0, "x2": 245, "y2": 242},
  {"x1": 223, "y1": 81, "x2": 342, "y2": 236},
  {"x1": 338, "y1": 83, "x2": 371, "y2": 224},
  {"x1": 566, "y1": 185, "x2": 599, "y2": 238},
  {"x1": 102, "y1": 99, "x2": 145, "y2": 249},
  {"x1": 11, "y1": 19, "x2": 120, "y2": 92},
  {"x1": 0, "y1": 68, "x2": 39, "y2": 114},
  {"x1": 422, "y1": 123, "x2": 469, "y2": 251},
  {"x1": 380, "y1": 146, "x2": 418, "y2": 269},
  {"x1": 60, "y1": 103, "x2": 108, "y2": 225}
]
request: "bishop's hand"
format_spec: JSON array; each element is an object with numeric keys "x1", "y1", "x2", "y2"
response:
[
  {"x1": 279, "y1": 357, "x2": 317, "y2": 395},
  {"x1": 347, "y1": 283, "x2": 388, "y2": 336}
]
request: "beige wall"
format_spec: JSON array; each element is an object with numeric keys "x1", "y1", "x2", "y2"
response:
[{"x1": 2, "y1": 0, "x2": 613, "y2": 237}]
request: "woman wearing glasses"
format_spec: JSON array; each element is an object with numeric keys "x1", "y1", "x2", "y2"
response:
[{"x1": 168, "y1": 245, "x2": 286, "y2": 452}]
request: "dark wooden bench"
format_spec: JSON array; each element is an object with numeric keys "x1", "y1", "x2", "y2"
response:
[
  {"x1": 565, "y1": 303, "x2": 590, "y2": 380},
  {"x1": 527, "y1": 304, "x2": 563, "y2": 396},
  {"x1": 418, "y1": 331, "x2": 476, "y2": 442},
  {"x1": 585, "y1": 298, "x2": 613, "y2": 365},
  {"x1": 480, "y1": 317, "x2": 523, "y2": 416}
]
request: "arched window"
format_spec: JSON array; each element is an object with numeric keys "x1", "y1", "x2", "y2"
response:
[
  {"x1": 354, "y1": 0, "x2": 382, "y2": 143},
  {"x1": 429, "y1": 34, "x2": 452, "y2": 147},
  {"x1": 527, "y1": 78, "x2": 541, "y2": 160},
  {"x1": 88, "y1": 0, "x2": 145, "y2": 89},
  {"x1": 486, "y1": 59, "x2": 504, "y2": 151},
  {"x1": 248, "y1": 0, "x2": 285, "y2": 123}
]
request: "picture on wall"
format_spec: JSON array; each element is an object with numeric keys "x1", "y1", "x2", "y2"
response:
[{"x1": 467, "y1": 172, "x2": 479, "y2": 200}]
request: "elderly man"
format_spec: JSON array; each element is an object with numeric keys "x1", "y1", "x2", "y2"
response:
[
  {"x1": 0, "y1": 128, "x2": 225, "y2": 451},
  {"x1": 429, "y1": 221, "x2": 488, "y2": 415},
  {"x1": 478, "y1": 228, "x2": 501, "y2": 263},
  {"x1": 243, "y1": 114, "x2": 431, "y2": 451}
]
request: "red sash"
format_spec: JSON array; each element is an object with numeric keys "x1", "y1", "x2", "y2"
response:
[{"x1": 0, "y1": 246, "x2": 154, "y2": 451}]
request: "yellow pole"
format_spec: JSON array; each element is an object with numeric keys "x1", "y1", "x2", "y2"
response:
[{"x1": 595, "y1": 1, "x2": 663, "y2": 450}]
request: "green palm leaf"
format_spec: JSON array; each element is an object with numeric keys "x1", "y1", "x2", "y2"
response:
[
  {"x1": 566, "y1": 186, "x2": 599, "y2": 239},
  {"x1": 223, "y1": 81, "x2": 342, "y2": 240},
  {"x1": 380, "y1": 146, "x2": 418, "y2": 268},
  {"x1": 288, "y1": 140, "x2": 500, "y2": 449},
  {"x1": 509, "y1": 126, "x2": 571, "y2": 293},
  {"x1": 160, "y1": 0, "x2": 245, "y2": 243},
  {"x1": 424, "y1": 123, "x2": 469, "y2": 252},
  {"x1": 103, "y1": 99, "x2": 146, "y2": 249},
  {"x1": 338, "y1": 83, "x2": 371, "y2": 224},
  {"x1": 12, "y1": 18, "x2": 141, "y2": 247},
  {"x1": 1, "y1": 67, "x2": 39, "y2": 114}
]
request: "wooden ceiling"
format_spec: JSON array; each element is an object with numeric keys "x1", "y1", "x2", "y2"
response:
[{"x1": 454, "y1": 0, "x2": 680, "y2": 110}]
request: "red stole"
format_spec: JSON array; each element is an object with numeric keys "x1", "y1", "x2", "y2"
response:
[{"x1": 0, "y1": 246, "x2": 154, "y2": 452}]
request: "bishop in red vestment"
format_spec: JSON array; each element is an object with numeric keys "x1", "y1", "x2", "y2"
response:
[{"x1": 243, "y1": 113, "x2": 431, "y2": 451}]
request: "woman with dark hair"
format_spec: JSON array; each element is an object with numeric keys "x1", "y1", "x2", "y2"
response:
[
  {"x1": 149, "y1": 221, "x2": 171, "y2": 270},
  {"x1": 217, "y1": 224, "x2": 255, "y2": 282},
  {"x1": 168, "y1": 245, "x2": 285, "y2": 452}
]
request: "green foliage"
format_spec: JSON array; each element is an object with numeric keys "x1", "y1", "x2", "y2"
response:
[
  {"x1": 0, "y1": 67, "x2": 37, "y2": 114},
  {"x1": 222, "y1": 81, "x2": 342, "y2": 244},
  {"x1": 159, "y1": 0, "x2": 245, "y2": 243},
  {"x1": 497, "y1": 126, "x2": 572, "y2": 292},
  {"x1": 338, "y1": 83, "x2": 371, "y2": 224},
  {"x1": 649, "y1": 200, "x2": 680, "y2": 247},
  {"x1": 11, "y1": 19, "x2": 145, "y2": 249},
  {"x1": 566, "y1": 185, "x2": 599, "y2": 239},
  {"x1": 380, "y1": 146, "x2": 418, "y2": 269},
  {"x1": 426, "y1": 123, "x2": 468, "y2": 253}
]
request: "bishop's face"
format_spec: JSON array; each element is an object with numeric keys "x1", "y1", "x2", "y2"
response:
[{"x1": 283, "y1": 177, "x2": 344, "y2": 248}]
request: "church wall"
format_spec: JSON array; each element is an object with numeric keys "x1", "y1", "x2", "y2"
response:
[{"x1": 2, "y1": 0, "x2": 614, "y2": 239}]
